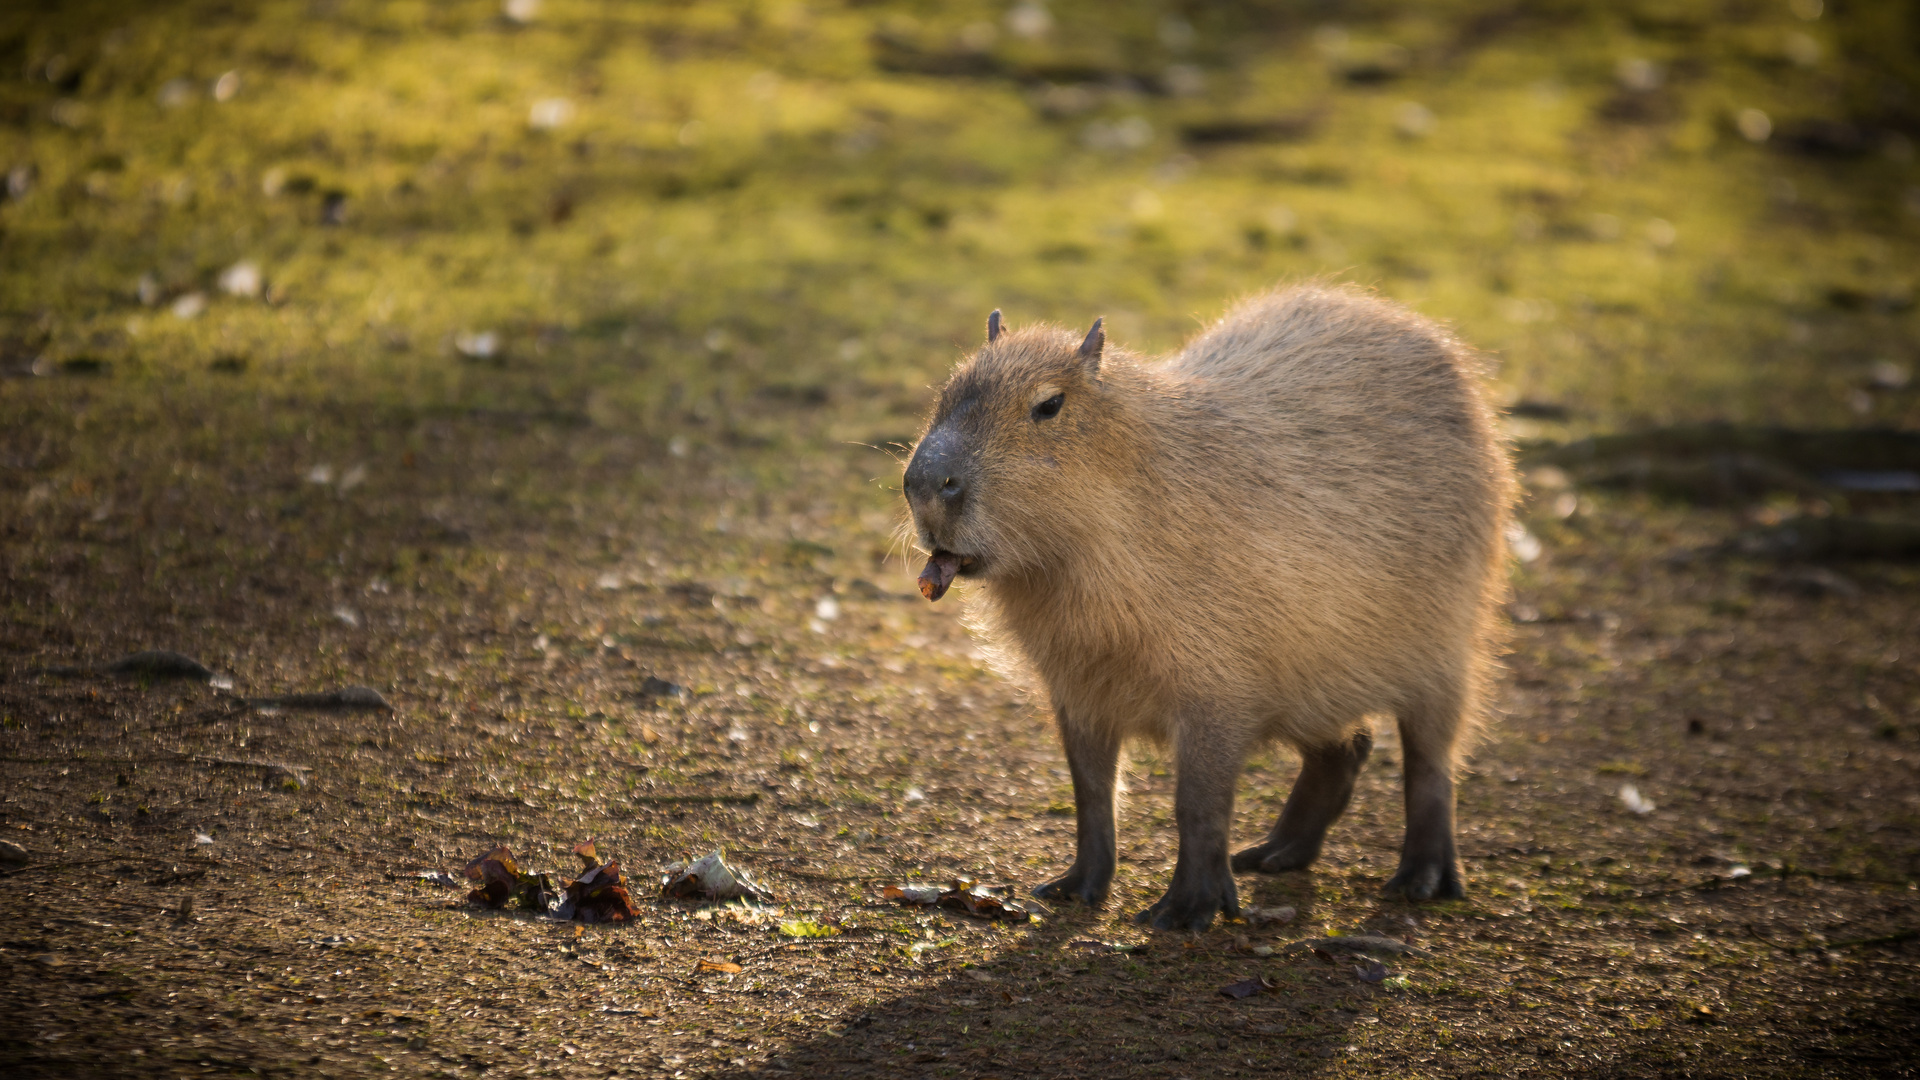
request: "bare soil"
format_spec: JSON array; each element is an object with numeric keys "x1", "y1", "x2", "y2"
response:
[{"x1": 2, "y1": 398, "x2": 1917, "y2": 1079}]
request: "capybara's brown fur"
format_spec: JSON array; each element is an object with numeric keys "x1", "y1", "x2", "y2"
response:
[{"x1": 903, "y1": 285, "x2": 1514, "y2": 930}]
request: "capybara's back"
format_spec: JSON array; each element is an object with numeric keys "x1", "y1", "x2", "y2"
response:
[{"x1": 904, "y1": 285, "x2": 1514, "y2": 930}]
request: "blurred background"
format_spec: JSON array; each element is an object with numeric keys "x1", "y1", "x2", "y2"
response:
[{"x1": 2, "y1": 0, "x2": 1916, "y2": 437}]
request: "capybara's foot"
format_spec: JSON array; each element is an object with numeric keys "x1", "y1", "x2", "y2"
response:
[
  {"x1": 1033, "y1": 868, "x2": 1109, "y2": 907},
  {"x1": 1230, "y1": 838, "x2": 1321, "y2": 874},
  {"x1": 1133, "y1": 876, "x2": 1239, "y2": 932},
  {"x1": 1383, "y1": 858, "x2": 1464, "y2": 901}
]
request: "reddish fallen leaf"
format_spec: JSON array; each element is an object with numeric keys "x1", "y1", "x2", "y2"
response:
[
  {"x1": 697, "y1": 959, "x2": 743, "y2": 973},
  {"x1": 463, "y1": 846, "x2": 521, "y2": 908},
  {"x1": 1220, "y1": 975, "x2": 1277, "y2": 999},
  {"x1": 461, "y1": 845, "x2": 557, "y2": 912},
  {"x1": 917, "y1": 553, "x2": 959, "y2": 602},
  {"x1": 559, "y1": 841, "x2": 636, "y2": 923}
]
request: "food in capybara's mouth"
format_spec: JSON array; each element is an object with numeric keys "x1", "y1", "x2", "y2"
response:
[
  {"x1": 901, "y1": 286, "x2": 1514, "y2": 930},
  {"x1": 917, "y1": 552, "x2": 961, "y2": 600}
]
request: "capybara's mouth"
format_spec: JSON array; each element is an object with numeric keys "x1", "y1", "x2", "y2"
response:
[{"x1": 917, "y1": 550, "x2": 978, "y2": 602}]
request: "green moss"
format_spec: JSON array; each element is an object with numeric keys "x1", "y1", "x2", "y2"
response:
[{"x1": 2, "y1": 0, "x2": 1914, "y2": 438}]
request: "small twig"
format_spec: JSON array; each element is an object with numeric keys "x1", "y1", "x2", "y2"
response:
[
  {"x1": 158, "y1": 747, "x2": 312, "y2": 786},
  {"x1": 766, "y1": 865, "x2": 891, "y2": 883},
  {"x1": 735, "y1": 936, "x2": 879, "y2": 964},
  {"x1": 1812, "y1": 929, "x2": 1919, "y2": 952},
  {"x1": 0, "y1": 755, "x2": 145, "y2": 765},
  {"x1": 145, "y1": 867, "x2": 209, "y2": 887},
  {"x1": 630, "y1": 792, "x2": 761, "y2": 805},
  {"x1": 1592, "y1": 865, "x2": 1913, "y2": 901},
  {"x1": 0, "y1": 857, "x2": 127, "y2": 878},
  {"x1": 0, "y1": 852, "x2": 222, "y2": 879},
  {"x1": 75, "y1": 895, "x2": 184, "y2": 914},
  {"x1": 1281, "y1": 936, "x2": 1436, "y2": 959}
]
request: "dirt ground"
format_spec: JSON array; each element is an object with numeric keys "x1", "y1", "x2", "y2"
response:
[{"x1": 1, "y1": 397, "x2": 1916, "y2": 1080}]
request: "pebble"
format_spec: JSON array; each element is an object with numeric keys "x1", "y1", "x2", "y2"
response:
[
  {"x1": 218, "y1": 261, "x2": 261, "y2": 297},
  {"x1": 170, "y1": 292, "x2": 207, "y2": 319}
]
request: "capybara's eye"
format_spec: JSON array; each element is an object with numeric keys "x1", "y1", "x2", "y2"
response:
[{"x1": 1032, "y1": 393, "x2": 1065, "y2": 421}]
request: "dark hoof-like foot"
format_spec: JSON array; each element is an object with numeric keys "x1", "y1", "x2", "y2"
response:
[
  {"x1": 1034, "y1": 872, "x2": 1109, "y2": 908},
  {"x1": 1133, "y1": 880, "x2": 1238, "y2": 932},
  {"x1": 1230, "y1": 840, "x2": 1320, "y2": 874},
  {"x1": 1383, "y1": 860, "x2": 1465, "y2": 901}
]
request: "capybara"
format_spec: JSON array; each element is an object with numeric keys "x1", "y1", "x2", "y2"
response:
[{"x1": 902, "y1": 286, "x2": 1513, "y2": 930}]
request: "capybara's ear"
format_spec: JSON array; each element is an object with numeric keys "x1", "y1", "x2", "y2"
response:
[
  {"x1": 987, "y1": 309, "x2": 1003, "y2": 342},
  {"x1": 1077, "y1": 317, "x2": 1105, "y2": 373}
]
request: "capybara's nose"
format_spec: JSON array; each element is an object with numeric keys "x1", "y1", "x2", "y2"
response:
[{"x1": 905, "y1": 427, "x2": 967, "y2": 512}]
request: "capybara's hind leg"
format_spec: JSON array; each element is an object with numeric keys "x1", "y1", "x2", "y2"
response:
[
  {"x1": 1033, "y1": 711, "x2": 1120, "y2": 907},
  {"x1": 1384, "y1": 693, "x2": 1465, "y2": 901},
  {"x1": 1232, "y1": 728, "x2": 1372, "y2": 873}
]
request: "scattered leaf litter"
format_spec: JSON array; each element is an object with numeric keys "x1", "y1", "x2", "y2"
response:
[{"x1": 662, "y1": 849, "x2": 776, "y2": 903}]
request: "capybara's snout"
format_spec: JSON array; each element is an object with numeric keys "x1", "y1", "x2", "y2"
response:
[{"x1": 903, "y1": 423, "x2": 969, "y2": 535}]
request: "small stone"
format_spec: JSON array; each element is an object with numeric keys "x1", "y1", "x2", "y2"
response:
[
  {"x1": 218, "y1": 260, "x2": 261, "y2": 298},
  {"x1": 1006, "y1": 1, "x2": 1051, "y2": 39},
  {"x1": 529, "y1": 98, "x2": 574, "y2": 131},
  {"x1": 157, "y1": 78, "x2": 196, "y2": 108},
  {"x1": 0, "y1": 840, "x2": 29, "y2": 863},
  {"x1": 1869, "y1": 361, "x2": 1911, "y2": 391},
  {"x1": 1616, "y1": 57, "x2": 1662, "y2": 91},
  {"x1": 455, "y1": 330, "x2": 499, "y2": 360},
  {"x1": 1618, "y1": 784, "x2": 1656, "y2": 815},
  {"x1": 170, "y1": 292, "x2": 207, "y2": 320},
  {"x1": 1394, "y1": 102, "x2": 1435, "y2": 138},
  {"x1": 1736, "y1": 108, "x2": 1772, "y2": 143}
]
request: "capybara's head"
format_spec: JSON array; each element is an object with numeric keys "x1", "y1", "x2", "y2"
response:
[{"x1": 904, "y1": 311, "x2": 1127, "y2": 600}]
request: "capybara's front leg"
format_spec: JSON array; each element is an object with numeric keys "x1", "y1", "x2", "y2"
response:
[
  {"x1": 1033, "y1": 711, "x2": 1119, "y2": 907},
  {"x1": 1137, "y1": 726, "x2": 1242, "y2": 931}
]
